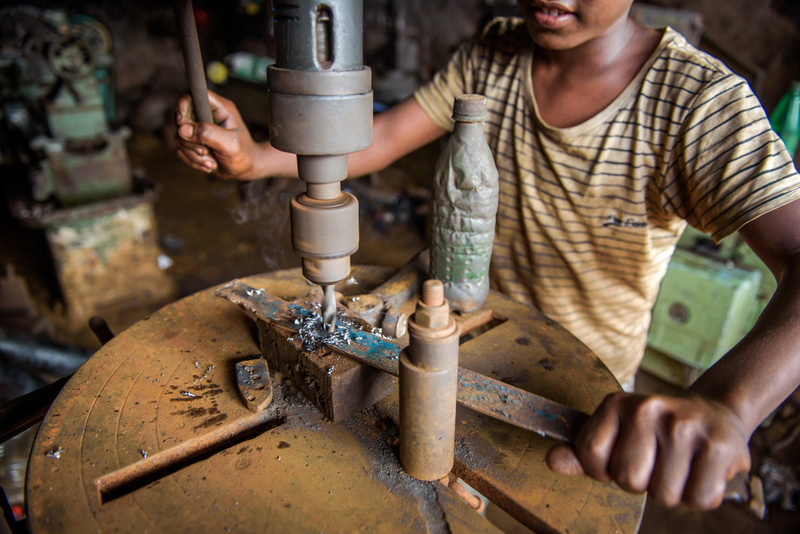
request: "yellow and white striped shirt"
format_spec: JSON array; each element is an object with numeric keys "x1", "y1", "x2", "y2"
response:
[{"x1": 415, "y1": 18, "x2": 800, "y2": 383}]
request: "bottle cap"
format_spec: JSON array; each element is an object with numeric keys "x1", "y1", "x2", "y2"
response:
[{"x1": 452, "y1": 94, "x2": 488, "y2": 122}]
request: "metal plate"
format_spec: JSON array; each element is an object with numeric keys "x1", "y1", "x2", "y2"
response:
[{"x1": 26, "y1": 267, "x2": 644, "y2": 533}]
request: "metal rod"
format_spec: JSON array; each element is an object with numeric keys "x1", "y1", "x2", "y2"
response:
[
  {"x1": 96, "y1": 411, "x2": 284, "y2": 503},
  {"x1": 0, "y1": 375, "x2": 70, "y2": 445},
  {"x1": 175, "y1": 0, "x2": 213, "y2": 124},
  {"x1": 0, "y1": 328, "x2": 91, "y2": 376},
  {"x1": 89, "y1": 316, "x2": 115, "y2": 346}
]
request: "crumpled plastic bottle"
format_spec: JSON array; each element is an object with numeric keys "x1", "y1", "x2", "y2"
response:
[{"x1": 429, "y1": 94, "x2": 499, "y2": 313}]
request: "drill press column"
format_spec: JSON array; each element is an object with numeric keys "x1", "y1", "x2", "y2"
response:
[{"x1": 268, "y1": 0, "x2": 372, "y2": 329}]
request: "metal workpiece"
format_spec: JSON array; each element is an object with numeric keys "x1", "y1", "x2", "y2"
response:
[
  {"x1": 400, "y1": 280, "x2": 461, "y2": 481},
  {"x1": 381, "y1": 308, "x2": 407, "y2": 338}
]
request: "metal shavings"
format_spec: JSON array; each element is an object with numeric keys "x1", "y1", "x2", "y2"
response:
[
  {"x1": 45, "y1": 447, "x2": 64, "y2": 459},
  {"x1": 246, "y1": 287, "x2": 265, "y2": 298},
  {"x1": 294, "y1": 307, "x2": 365, "y2": 353},
  {"x1": 181, "y1": 391, "x2": 197, "y2": 398},
  {"x1": 140, "y1": 449, "x2": 148, "y2": 459},
  {"x1": 193, "y1": 364, "x2": 216, "y2": 384},
  {"x1": 194, "y1": 361, "x2": 202, "y2": 368}
]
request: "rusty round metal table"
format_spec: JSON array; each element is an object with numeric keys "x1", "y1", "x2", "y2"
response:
[{"x1": 26, "y1": 266, "x2": 645, "y2": 533}]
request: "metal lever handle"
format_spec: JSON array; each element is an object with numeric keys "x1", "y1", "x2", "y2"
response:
[{"x1": 175, "y1": 0, "x2": 213, "y2": 124}]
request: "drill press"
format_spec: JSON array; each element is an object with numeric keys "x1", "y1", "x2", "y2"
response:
[{"x1": 268, "y1": 0, "x2": 372, "y2": 330}]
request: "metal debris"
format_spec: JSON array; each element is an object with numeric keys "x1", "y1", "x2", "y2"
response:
[{"x1": 46, "y1": 447, "x2": 64, "y2": 459}]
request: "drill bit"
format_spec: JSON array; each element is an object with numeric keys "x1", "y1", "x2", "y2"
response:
[{"x1": 322, "y1": 284, "x2": 337, "y2": 332}]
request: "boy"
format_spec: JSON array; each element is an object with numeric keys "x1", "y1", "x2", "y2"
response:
[{"x1": 175, "y1": 0, "x2": 800, "y2": 510}]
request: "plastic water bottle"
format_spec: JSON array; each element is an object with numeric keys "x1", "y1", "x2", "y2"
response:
[
  {"x1": 770, "y1": 82, "x2": 800, "y2": 158},
  {"x1": 429, "y1": 94, "x2": 499, "y2": 313}
]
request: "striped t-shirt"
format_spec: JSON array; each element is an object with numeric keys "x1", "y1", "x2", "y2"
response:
[{"x1": 414, "y1": 18, "x2": 800, "y2": 383}]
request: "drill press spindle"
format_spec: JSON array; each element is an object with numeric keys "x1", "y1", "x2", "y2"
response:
[{"x1": 268, "y1": 0, "x2": 372, "y2": 331}]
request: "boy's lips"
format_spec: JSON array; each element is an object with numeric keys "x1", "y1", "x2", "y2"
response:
[{"x1": 529, "y1": 2, "x2": 576, "y2": 28}]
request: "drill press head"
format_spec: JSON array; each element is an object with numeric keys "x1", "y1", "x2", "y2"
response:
[{"x1": 268, "y1": 0, "x2": 372, "y2": 296}]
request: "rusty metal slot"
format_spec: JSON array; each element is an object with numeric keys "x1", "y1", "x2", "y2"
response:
[
  {"x1": 315, "y1": 5, "x2": 333, "y2": 68},
  {"x1": 96, "y1": 415, "x2": 285, "y2": 504},
  {"x1": 458, "y1": 309, "x2": 508, "y2": 344}
]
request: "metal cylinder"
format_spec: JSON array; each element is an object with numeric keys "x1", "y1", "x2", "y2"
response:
[
  {"x1": 399, "y1": 280, "x2": 461, "y2": 481},
  {"x1": 272, "y1": 0, "x2": 363, "y2": 71},
  {"x1": 175, "y1": 0, "x2": 213, "y2": 124},
  {"x1": 290, "y1": 191, "x2": 359, "y2": 284},
  {"x1": 301, "y1": 256, "x2": 351, "y2": 285},
  {"x1": 268, "y1": 0, "x2": 372, "y2": 156},
  {"x1": 269, "y1": 0, "x2": 371, "y2": 290}
]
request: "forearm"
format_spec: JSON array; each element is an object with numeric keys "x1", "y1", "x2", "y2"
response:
[{"x1": 688, "y1": 256, "x2": 800, "y2": 433}]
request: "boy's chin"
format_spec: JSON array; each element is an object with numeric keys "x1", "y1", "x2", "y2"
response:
[
  {"x1": 522, "y1": 19, "x2": 588, "y2": 50},
  {"x1": 529, "y1": 31, "x2": 587, "y2": 51}
]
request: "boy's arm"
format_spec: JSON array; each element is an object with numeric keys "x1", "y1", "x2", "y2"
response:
[
  {"x1": 548, "y1": 198, "x2": 800, "y2": 510},
  {"x1": 176, "y1": 91, "x2": 446, "y2": 180}
]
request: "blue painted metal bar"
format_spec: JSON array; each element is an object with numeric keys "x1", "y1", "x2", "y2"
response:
[{"x1": 216, "y1": 280, "x2": 589, "y2": 443}]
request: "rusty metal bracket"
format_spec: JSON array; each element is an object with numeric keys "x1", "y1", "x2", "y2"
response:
[{"x1": 216, "y1": 280, "x2": 589, "y2": 443}]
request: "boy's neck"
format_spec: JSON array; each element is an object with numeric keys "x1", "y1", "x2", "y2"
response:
[{"x1": 534, "y1": 17, "x2": 648, "y2": 73}]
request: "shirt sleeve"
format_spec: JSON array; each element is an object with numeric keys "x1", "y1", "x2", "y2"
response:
[
  {"x1": 413, "y1": 36, "x2": 479, "y2": 132},
  {"x1": 666, "y1": 74, "x2": 800, "y2": 242}
]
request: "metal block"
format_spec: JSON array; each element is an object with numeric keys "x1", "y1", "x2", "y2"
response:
[
  {"x1": 643, "y1": 249, "x2": 760, "y2": 384},
  {"x1": 257, "y1": 314, "x2": 395, "y2": 422}
]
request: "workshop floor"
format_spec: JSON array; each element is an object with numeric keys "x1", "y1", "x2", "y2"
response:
[{"x1": 1, "y1": 133, "x2": 798, "y2": 532}]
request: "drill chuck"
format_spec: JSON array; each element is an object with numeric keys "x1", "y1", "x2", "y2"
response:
[{"x1": 290, "y1": 189, "x2": 359, "y2": 285}]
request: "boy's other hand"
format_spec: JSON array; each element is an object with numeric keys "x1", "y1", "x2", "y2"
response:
[
  {"x1": 175, "y1": 91, "x2": 262, "y2": 180},
  {"x1": 546, "y1": 393, "x2": 751, "y2": 509}
]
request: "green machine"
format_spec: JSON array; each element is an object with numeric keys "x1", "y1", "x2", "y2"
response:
[
  {"x1": 1, "y1": 6, "x2": 175, "y2": 325},
  {"x1": 642, "y1": 226, "x2": 775, "y2": 387},
  {"x1": 0, "y1": 6, "x2": 131, "y2": 206}
]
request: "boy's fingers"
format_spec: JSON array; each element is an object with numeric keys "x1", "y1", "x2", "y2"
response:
[
  {"x1": 546, "y1": 445, "x2": 585, "y2": 476},
  {"x1": 573, "y1": 395, "x2": 623, "y2": 482},
  {"x1": 177, "y1": 145, "x2": 216, "y2": 169},
  {"x1": 647, "y1": 442, "x2": 694, "y2": 507},
  {"x1": 207, "y1": 90, "x2": 236, "y2": 124},
  {"x1": 177, "y1": 149, "x2": 211, "y2": 174},
  {"x1": 607, "y1": 422, "x2": 657, "y2": 493},
  {"x1": 176, "y1": 95, "x2": 194, "y2": 123},
  {"x1": 208, "y1": 90, "x2": 246, "y2": 126},
  {"x1": 189, "y1": 122, "x2": 239, "y2": 154},
  {"x1": 681, "y1": 448, "x2": 733, "y2": 510}
]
